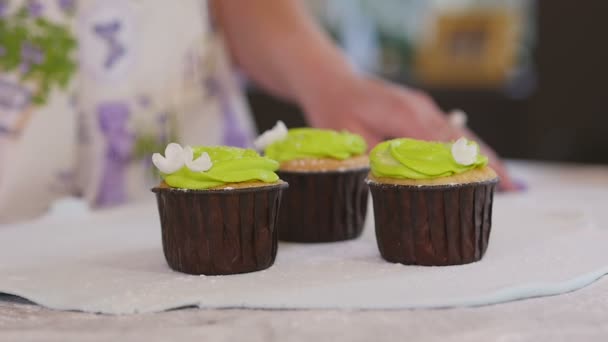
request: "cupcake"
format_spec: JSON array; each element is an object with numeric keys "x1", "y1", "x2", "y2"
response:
[
  {"x1": 367, "y1": 137, "x2": 498, "y2": 266},
  {"x1": 255, "y1": 121, "x2": 369, "y2": 242},
  {"x1": 151, "y1": 143, "x2": 287, "y2": 275}
]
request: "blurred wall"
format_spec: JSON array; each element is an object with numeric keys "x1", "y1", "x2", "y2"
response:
[{"x1": 524, "y1": 0, "x2": 608, "y2": 163}]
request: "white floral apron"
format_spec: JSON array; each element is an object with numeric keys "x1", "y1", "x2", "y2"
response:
[{"x1": 0, "y1": 0, "x2": 255, "y2": 223}]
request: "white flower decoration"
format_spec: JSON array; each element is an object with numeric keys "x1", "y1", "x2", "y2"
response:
[
  {"x1": 451, "y1": 137, "x2": 478, "y2": 166},
  {"x1": 152, "y1": 143, "x2": 213, "y2": 174},
  {"x1": 254, "y1": 120, "x2": 288, "y2": 150},
  {"x1": 152, "y1": 143, "x2": 186, "y2": 174},
  {"x1": 183, "y1": 146, "x2": 212, "y2": 172},
  {"x1": 448, "y1": 109, "x2": 468, "y2": 128}
]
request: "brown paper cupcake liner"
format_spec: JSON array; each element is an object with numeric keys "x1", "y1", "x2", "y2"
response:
[
  {"x1": 276, "y1": 168, "x2": 369, "y2": 242},
  {"x1": 152, "y1": 183, "x2": 287, "y2": 275},
  {"x1": 368, "y1": 179, "x2": 498, "y2": 266}
]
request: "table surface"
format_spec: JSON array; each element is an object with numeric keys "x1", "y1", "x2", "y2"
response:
[{"x1": 2, "y1": 161, "x2": 608, "y2": 342}]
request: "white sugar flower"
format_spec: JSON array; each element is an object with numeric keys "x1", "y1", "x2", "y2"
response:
[
  {"x1": 451, "y1": 137, "x2": 478, "y2": 166},
  {"x1": 254, "y1": 120, "x2": 288, "y2": 150},
  {"x1": 183, "y1": 146, "x2": 212, "y2": 172},
  {"x1": 152, "y1": 143, "x2": 213, "y2": 174},
  {"x1": 448, "y1": 109, "x2": 468, "y2": 128},
  {"x1": 152, "y1": 143, "x2": 186, "y2": 174}
]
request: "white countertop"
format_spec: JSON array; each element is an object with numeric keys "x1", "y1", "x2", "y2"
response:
[{"x1": 2, "y1": 161, "x2": 608, "y2": 342}]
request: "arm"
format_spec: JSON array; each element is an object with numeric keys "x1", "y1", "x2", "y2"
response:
[
  {"x1": 211, "y1": 0, "x2": 353, "y2": 102},
  {"x1": 211, "y1": 0, "x2": 516, "y2": 190}
]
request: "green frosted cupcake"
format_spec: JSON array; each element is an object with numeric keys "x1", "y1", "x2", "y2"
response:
[
  {"x1": 367, "y1": 137, "x2": 498, "y2": 266},
  {"x1": 151, "y1": 144, "x2": 287, "y2": 275},
  {"x1": 256, "y1": 122, "x2": 369, "y2": 242}
]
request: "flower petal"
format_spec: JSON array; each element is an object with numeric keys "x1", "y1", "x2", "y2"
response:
[
  {"x1": 152, "y1": 152, "x2": 184, "y2": 174},
  {"x1": 184, "y1": 147, "x2": 213, "y2": 172},
  {"x1": 451, "y1": 137, "x2": 477, "y2": 166},
  {"x1": 183, "y1": 145, "x2": 194, "y2": 163},
  {"x1": 164, "y1": 143, "x2": 184, "y2": 162},
  {"x1": 254, "y1": 120, "x2": 288, "y2": 150}
]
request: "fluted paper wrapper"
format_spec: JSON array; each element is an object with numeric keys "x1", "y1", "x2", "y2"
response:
[
  {"x1": 369, "y1": 179, "x2": 498, "y2": 266},
  {"x1": 276, "y1": 169, "x2": 369, "y2": 242},
  {"x1": 152, "y1": 183, "x2": 287, "y2": 275}
]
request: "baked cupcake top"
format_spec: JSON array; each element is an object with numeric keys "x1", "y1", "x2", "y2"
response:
[
  {"x1": 255, "y1": 121, "x2": 368, "y2": 171},
  {"x1": 369, "y1": 137, "x2": 497, "y2": 185},
  {"x1": 152, "y1": 143, "x2": 280, "y2": 190}
]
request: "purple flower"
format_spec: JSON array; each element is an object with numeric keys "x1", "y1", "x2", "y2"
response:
[
  {"x1": 137, "y1": 94, "x2": 151, "y2": 108},
  {"x1": 19, "y1": 42, "x2": 44, "y2": 75},
  {"x1": 98, "y1": 102, "x2": 134, "y2": 160},
  {"x1": 27, "y1": 0, "x2": 44, "y2": 18},
  {"x1": 96, "y1": 102, "x2": 134, "y2": 207},
  {"x1": 57, "y1": 0, "x2": 75, "y2": 12},
  {"x1": 105, "y1": 43, "x2": 125, "y2": 69},
  {"x1": 19, "y1": 63, "x2": 31, "y2": 74},
  {"x1": 93, "y1": 20, "x2": 126, "y2": 69},
  {"x1": 21, "y1": 42, "x2": 44, "y2": 64},
  {"x1": 0, "y1": 0, "x2": 7, "y2": 17},
  {"x1": 157, "y1": 112, "x2": 168, "y2": 124},
  {"x1": 94, "y1": 20, "x2": 121, "y2": 40},
  {"x1": 157, "y1": 112, "x2": 169, "y2": 143},
  {"x1": 0, "y1": 79, "x2": 31, "y2": 110}
]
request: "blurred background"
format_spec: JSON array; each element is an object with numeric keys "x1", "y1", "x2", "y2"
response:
[
  {"x1": 2, "y1": 0, "x2": 608, "y2": 166},
  {"x1": 0, "y1": 0, "x2": 607, "y2": 222},
  {"x1": 251, "y1": 0, "x2": 608, "y2": 164}
]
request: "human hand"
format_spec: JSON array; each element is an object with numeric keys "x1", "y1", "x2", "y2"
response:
[{"x1": 298, "y1": 76, "x2": 517, "y2": 191}]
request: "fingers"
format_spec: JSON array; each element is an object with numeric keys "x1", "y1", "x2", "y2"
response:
[
  {"x1": 489, "y1": 157, "x2": 518, "y2": 191},
  {"x1": 463, "y1": 128, "x2": 518, "y2": 192},
  {"x1": 377, "y1": 92, "x2": 443, "y2": 140},
  {"x1": 362, "y1": 133, "x2": 382, "y2": 152},
  {"x1": 405, "y1": 89, "x2": 446, "y2": 129},
  {"x1": 383, "y1": 85, "x2": 454, "y2": 141},
  {"x1": 338, "y1": 77, "x2": 444, "y2": 141},
  {"x1": 483, "y1": 144, "x2": 517, "y2": 191},
  {"x1": 301, "y1": 76, "x2": 519, "y2": 191}
]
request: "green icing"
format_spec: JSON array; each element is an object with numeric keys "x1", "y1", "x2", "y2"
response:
[
  {"x1": 163, "y1": 146, "x2": 280, "y2": 190},
  {"x1": 264, "y1": 128, "x2": 367, "y2": 162},
  {"x1": 370, "y1": 138, "x2": 488, "y2": 180}
]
